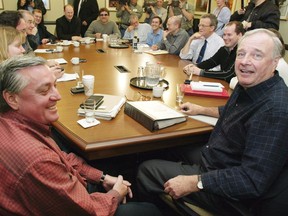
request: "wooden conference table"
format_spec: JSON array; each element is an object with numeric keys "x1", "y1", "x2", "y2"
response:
[{"x1": 37, "y1": 41, "x2": 230, "y2": 160}]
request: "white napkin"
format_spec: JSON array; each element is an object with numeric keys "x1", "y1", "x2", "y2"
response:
[
  {"x1": 77, "y1": 118, "x2": 100, "y2": 128},
  {"x1": 190, "y1": 81, "x2": 223, "y2": 92}
]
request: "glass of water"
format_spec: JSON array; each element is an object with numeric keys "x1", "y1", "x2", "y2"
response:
[
  {"x1": 176, "y1": 83, "x2": 184, "y2": 105},
  {"x1": 145, "y1": 63, "x2": 161, "y2": 87},
  {"x1": 84, "y1": 99, "x2": 96, "y2": 123}
]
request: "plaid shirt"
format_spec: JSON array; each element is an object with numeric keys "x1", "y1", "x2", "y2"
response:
[
  {"x1": 0, "y1": 111, "x2": 120, "y2": 216},
  {"x1": 201, "y1": 72, "x2": 288, "y2": 200}
]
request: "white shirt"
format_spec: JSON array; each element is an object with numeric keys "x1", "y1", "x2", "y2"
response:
[{"x1": 179, "y1": 32, "x2": 225, "y2": 64}]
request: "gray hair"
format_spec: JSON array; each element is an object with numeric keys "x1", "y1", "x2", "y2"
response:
[
  {"x1": 0, "y1": 56, "x2": 47, "y2": 113},
  {"x1": 238, "y1": 28, "x2": 282, "y2": 59}
]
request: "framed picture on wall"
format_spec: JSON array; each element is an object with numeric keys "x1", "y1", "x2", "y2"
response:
[
  {"x1": 106, "y1": 0, "x2": 118, "y2": 11},
  {"x1": 194, "y1": 0, "x2": 209, "y2": 15},
  {"x1": 226, "y1": 0, "x2": 237, "y2": 13},
  {"x1": 0, "y1": 0, "x2": 3, "y2": 9},
  {"x1": 42, "y1": 0, "x2": 50, "y2": 10},
  {"x1": 279, "y1": 0, "x2": 288, "y2": 20}
]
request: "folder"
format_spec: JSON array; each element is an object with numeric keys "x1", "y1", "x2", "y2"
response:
[{"x1": 124, "y1": 101, "x2": 187, "y2": 131}]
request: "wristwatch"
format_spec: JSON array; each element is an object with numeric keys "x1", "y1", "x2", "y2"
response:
[
  {"x1": 197, "y1": 175, "x2": 203, "y2": 190},
  {"x1": 100, "y1": 173, "x2": 106, "y2": 184}
]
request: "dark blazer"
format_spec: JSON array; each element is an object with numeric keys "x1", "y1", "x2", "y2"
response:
[
  {"x1": 73, "y1": 0, "x2": 99, "y2": 36},
  {"x1": 37, "y1": 24, "x2": 57, "y2": 44},
  {"x1": 56, "y1": 15, "x2": 81, "y2": 40}
]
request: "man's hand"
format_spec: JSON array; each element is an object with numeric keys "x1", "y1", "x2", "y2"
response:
[
  {"x1": 127, "y1": 25, "x2": 135, "y2": 32},
  {"x1": 111, "y1": 175, "x2": 133, "y2": 203},
  {"x1": 151, "y1": 45, "x2": 158, "y2": 50},
  {"x1": 164, "y1": 175, "x2": 199, "y2": 199},
  {"x1": 95, "y1": 33, "x2": 102, "y2": 38}
]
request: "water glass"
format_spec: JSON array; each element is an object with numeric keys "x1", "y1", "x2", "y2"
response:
[
  {"x1": 176, "y1": 84, "x2": 184, "y2": 105},
  {"x1": 84, "y1": 99, "x2": 96, "y2": 123}
]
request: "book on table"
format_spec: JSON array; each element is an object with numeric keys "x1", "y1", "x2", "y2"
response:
[
  {"x1": 78, "y1": 94, "x2": 126, "y2": 120},
  {"x1": 144, "y1": 49, "x2": 169, "y2": 55},
  {"x1": 124, "y1": 101, "x2": 187, "y2": 131}
]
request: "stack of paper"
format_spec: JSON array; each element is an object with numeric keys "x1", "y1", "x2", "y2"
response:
[
  {"x1": 78, "y1": 94, "x2": 126, "y2": 120},
  {"x1": 190, "y1": 81, "x2": 223, "y2": 92},
  {"x1": 144, "y1": 50, "x2": 169, "y2": 55}
]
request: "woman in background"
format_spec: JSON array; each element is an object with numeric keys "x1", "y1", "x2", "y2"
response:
[
  {"x1": 0, "y1": 26, "x2": 25, "y2": 62},
  {"x1": 213, "y1": 0, "x2": 231, "y2": 36}
]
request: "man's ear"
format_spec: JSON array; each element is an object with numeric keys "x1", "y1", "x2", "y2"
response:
[{"x1": 2, "y1": 90, "x2": 19, "y2": 110}]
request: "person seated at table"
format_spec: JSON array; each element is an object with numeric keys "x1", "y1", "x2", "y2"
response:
[
  {"x1": 0, "y1": 26, "x2": 25, "y2": 62},
  {"x1": 137, "y1": 28, "x2": 288, "y2": 216},
  {"x1": 229, "y1": 28, "x2": 288, "y2": 89},
  {"x1": 0, "y1": 55, "x2": 163, "y2": 216},
  {"x1": 151, "y1": 16, "x2": 189, "y2": 55},
  {"x1": 18, "y1": 9, "x2": 38, "y2": 51},
  {"x1": 123, "y1": 14, "x2": 152, "y2": 43},
  {"x1": 56, "y1": 4, "x2": 82, "y2": 41},
  {"x1": 146, "y1": 16, "x2": 163, "y2": 47},
  {"x1": 230, "y1": 0, "x2": 280, "y2": 31},
  {"x1": 33, "y1": 9, "x2": 57, "y2": 45},
  {"x1": 116, "y1": 0, "x2": 143, "y2": 37},
  {"x1": 85, "y1": 7, "x2": 120, "y2": 39},
  {"x1": 182, "y1": 21, "x2": 244, "y2": 83},
  {"x1": 179, "y1": 14, "x2": 224, "y2": 65},
  {"x1": 0, "y1": 10, "x2": 34, "y2": 55}
]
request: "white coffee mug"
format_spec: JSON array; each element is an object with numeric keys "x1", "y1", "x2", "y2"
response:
[
  {"x1": 73, "y1": 41, "x2": 80, "y2": 47},
  {"x1": 153, "y1": 86, "x2": 164, "y2": 98},
  {"x1": 82, "y1": 75, "x2": 95, "y2": 96},
  {"x1": 62, "y1": 40, "x2": 69, "y2": 46},
  {"x1": 85, "y1": 38, "x2": 91, "y2": 44},
  {"x1": 56, "y1": 46, "x2": 63, "y2": 52},
  {"x1": 71, "y1": 57, "x2": 80, "y2": 65}
]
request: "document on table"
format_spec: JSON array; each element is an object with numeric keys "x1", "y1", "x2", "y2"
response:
[
  {"x1": 57, "y1": 73, "x2": 77, "y2": 82},
  {"x1": 189, "y1": 115, "x2": 218, "y2": 126}
]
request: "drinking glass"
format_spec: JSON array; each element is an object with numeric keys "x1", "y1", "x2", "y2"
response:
[
  {"x1": 176, "y1": 83, "x2": 184, "y2": 105},
  {"x1": 84, "y1": 99, "x2": 96, "y2": 123},
  {"x1": 145, "y1": 63, "x2": 161, "y2": 87}
]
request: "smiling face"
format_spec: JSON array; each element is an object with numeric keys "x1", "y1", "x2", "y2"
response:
[
  {"x1": 222, "y1": 24, "x2": 242, "y2": 50},
  {"x1": 22, "y1": 12, "x2": 35, "y2": 35},
  {"x1": 33, "y1": 11, "x2": 42, "y2": 25},
  {"x1": 64, "y1": 5, "x2": 74, "y2": 21},
  {"x1": 216, "y1": 0, "x2": 226, "y2": 7},
  {"x1": 235, "y1": 32, "x2": 279, "y2": 89},
  {"x1": 198, "y1": 18, "x2": 214, "y2": 38},
  {"x1": 151, "y1": 17, "x2": 161, "y2": 32},
  {"x1": 99, "y1": 11, "x2": 109, "y2": 24},
  {"x1": 14, "y1": 65, "x2": 62, "y2": 124}
]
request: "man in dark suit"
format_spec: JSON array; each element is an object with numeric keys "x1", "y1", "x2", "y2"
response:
[{"x1": 73, "y1": 0, "x2": 99, "y2": 37}]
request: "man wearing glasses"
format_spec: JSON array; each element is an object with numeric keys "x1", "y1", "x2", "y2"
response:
[
  {"x1": 180, "y1": 14, "x2": 224, "y2": 66},
  {"x1": 85, "y1": 7, "x2": 120, "y2": 39}
]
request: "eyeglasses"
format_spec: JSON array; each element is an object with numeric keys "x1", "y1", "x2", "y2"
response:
[
  {"x1": 100, "y1": 14, "x2": 108, "y2": 16},
  {"x1": 198, "y1": 24, "x2": 211, "y2": 28}
]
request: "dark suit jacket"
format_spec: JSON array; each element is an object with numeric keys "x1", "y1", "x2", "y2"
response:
[
  {"x1": 56, "y1": 16, "x2": 81, "y2": 40},
  {"x1": 37, "y1": 24, "x2": 57, "y2": 44},
  {"x1": 73, "y1": 0, "x2": 99, "y2": 36}
]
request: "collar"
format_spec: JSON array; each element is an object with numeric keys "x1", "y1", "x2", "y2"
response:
[
  {"x1": 236, "y1": 71, "x2": 281, "y2": 101},
  {"x1": 1, "y1": 110, "x2": 52, "y2": 137}
]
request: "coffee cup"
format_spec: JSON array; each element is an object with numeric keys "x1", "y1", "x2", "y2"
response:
[
  {"x1": 73, "y1": 41, "x2": 80, "y2": 47},
  {"x1": 153, "y1": 86, "x2": 164, "y2": 98},
  {"x1": 71, "y1": 57, "x2": 80, "y2": 65},
  {"x1": 82, "y1": 75, "x2": 95, "y2": 96},
  {"x1": 62, "y1": 40, "x2": 69, "y2": 46},
  {"x1": 56, "y1": 46, "x2": 63, "y2": 52},
  {"x1": 85, "y1": 37, "x2": 91, "y2": 44}
]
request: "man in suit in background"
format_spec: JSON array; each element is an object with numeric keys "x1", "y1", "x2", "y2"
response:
[{"x1": 73, "y1": 0, "x2": 99, "y2": 37}]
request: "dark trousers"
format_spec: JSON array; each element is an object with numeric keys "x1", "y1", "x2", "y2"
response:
[{"x1": 137, "y1": 159, "x2": 253, "y2": 216}]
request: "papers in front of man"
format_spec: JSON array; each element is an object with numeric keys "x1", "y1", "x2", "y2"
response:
[
  {"x1": 189, "y1": 115, "x2": 218, "y2": 126},
  {"x1": 78, "y1": 94, "x2": 126, "y2": 120},
  {"x1": 124, "y1": 101, "x2": 187, "y2": 131},
  {"x1": 183, "y1": 82, "x2": 229, "y2": 98},
  {"x1": 57, "y1": 73, "x2": 77, "y2": 82},
  {"x1": 144, "y1": 49, "x2": 169, "y2": 55}
]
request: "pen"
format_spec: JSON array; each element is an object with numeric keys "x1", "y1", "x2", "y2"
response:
[{"x1": 203, "y1": 84, "x2": 219, "y2": 87}]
